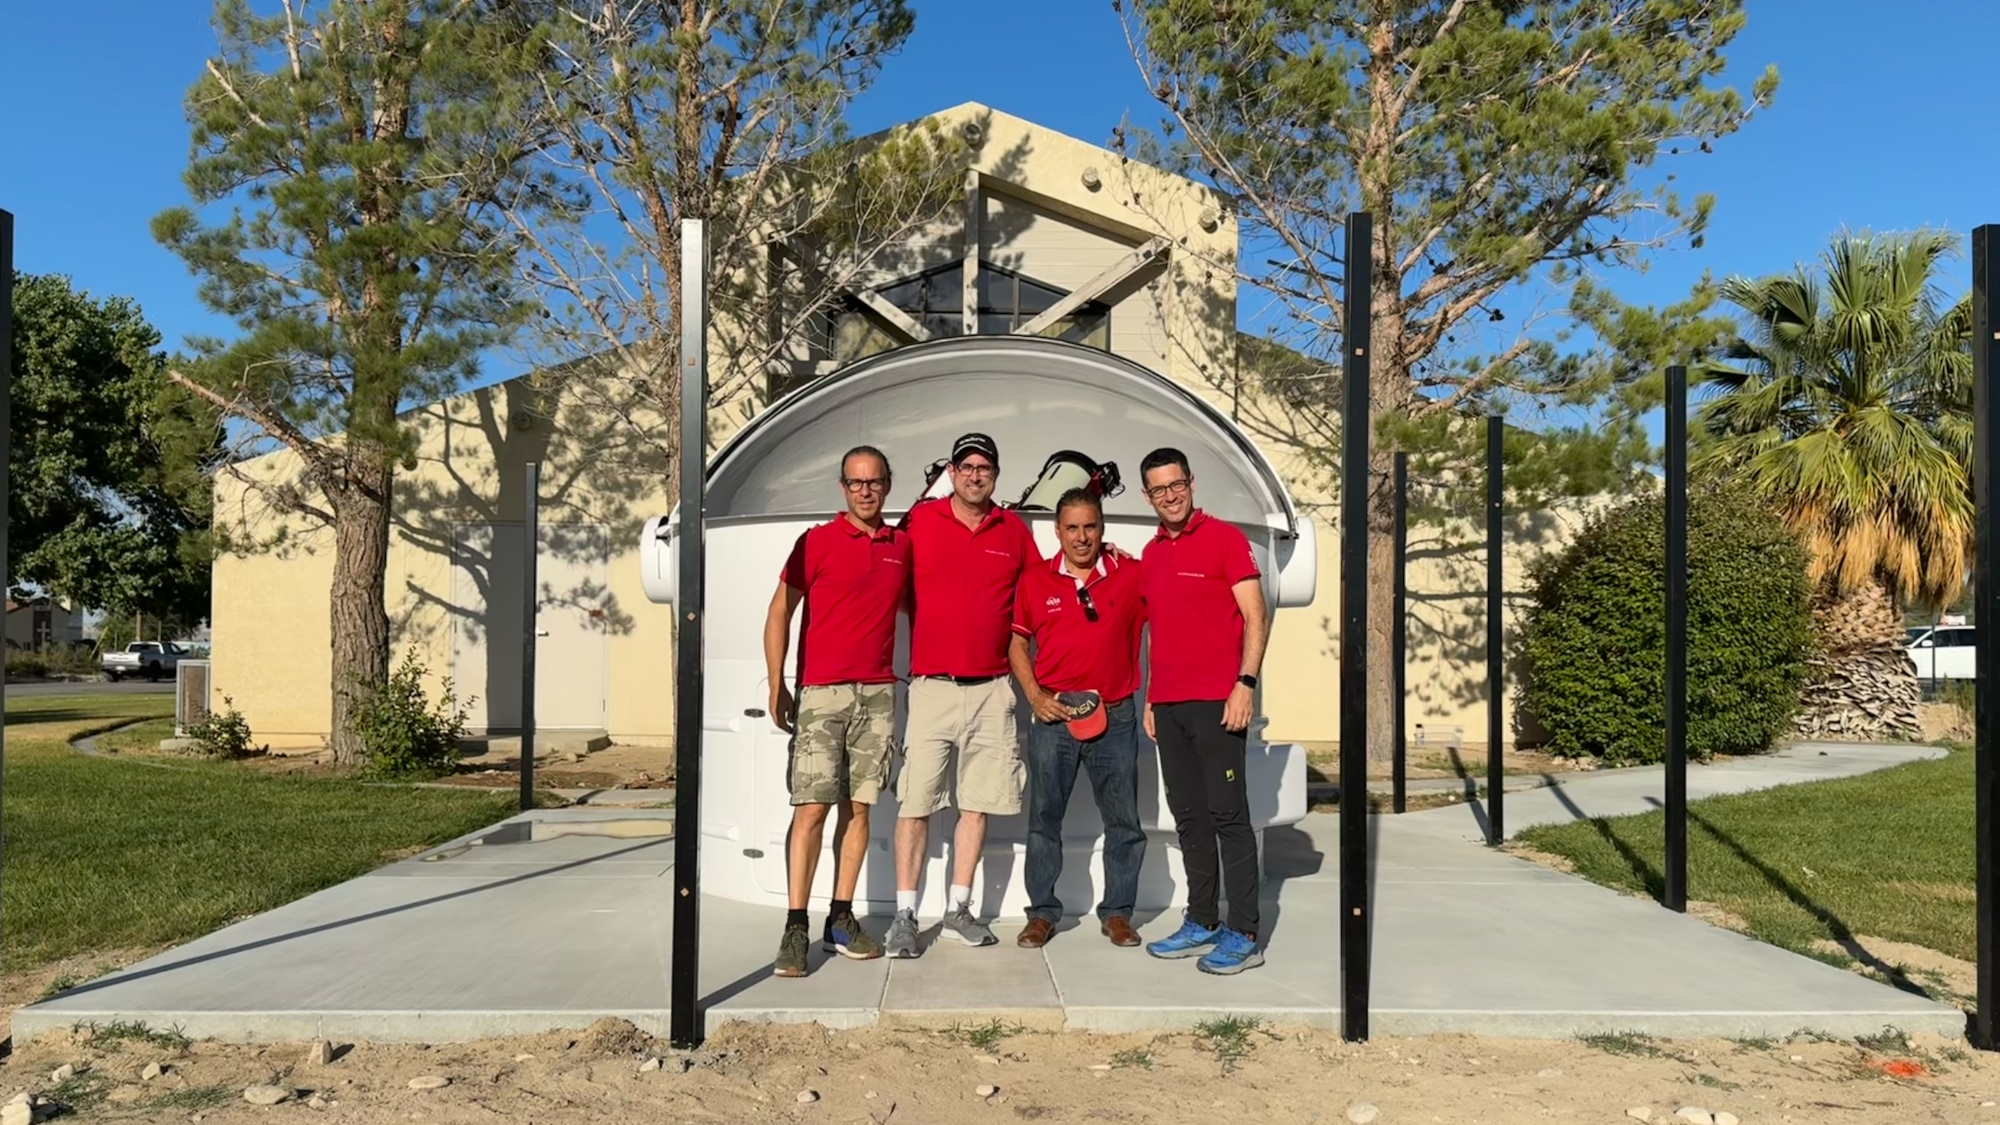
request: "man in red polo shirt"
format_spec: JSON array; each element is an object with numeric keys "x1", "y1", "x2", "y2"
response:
[
  {"x1": 1007, "y1": 488, "x2": 1148, "y2": 949},
  {"x1": 1136, "y1": 447, "x2": 1271, "y2": 975},
  {"x1": 884, "y1": 432, "x2": 1040, "y2": 959},
  {"x1": 762, "y1": 445, "x2": 909, "y2": 978}
]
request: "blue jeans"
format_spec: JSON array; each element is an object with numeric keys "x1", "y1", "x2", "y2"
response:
[{"x1": 1024, "y1": 696, "x2": 1146, "y2": 923}]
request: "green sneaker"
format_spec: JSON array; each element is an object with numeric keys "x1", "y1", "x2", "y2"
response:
[
  {"x1": 773, "y1": 923, "x2": 809, "y2": 977},
  {"x1": 824, "y1": 911, "x2": 884, "y2": 960}
]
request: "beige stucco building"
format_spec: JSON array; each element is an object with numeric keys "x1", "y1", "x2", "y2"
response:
[{"x1": 209, "y1": 103, "x2": 1581, "y2": 753}]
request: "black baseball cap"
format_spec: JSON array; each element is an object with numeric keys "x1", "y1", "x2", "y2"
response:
[{"x1": 951, "y1": 432, "x2": 1000, "y2": 465}]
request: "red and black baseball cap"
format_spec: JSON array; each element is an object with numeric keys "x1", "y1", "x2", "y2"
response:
[{"x1": 1057, "y1": 690, "x2": 1106, "y2": 741}]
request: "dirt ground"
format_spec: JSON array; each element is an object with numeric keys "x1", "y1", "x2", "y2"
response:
[{"x1": 6, "y1": 1015, "x2": 2000, "y2": 1124}]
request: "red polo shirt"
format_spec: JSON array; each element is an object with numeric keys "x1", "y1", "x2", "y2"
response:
[
  {"x1": 779, "y1": 515, "x2": 911, "y2": 686},
  {"x1": 905, "y1": 497, "x2": 1041, "y2": 677},
  {"x1": 1141, "y1": 509, "x2": 1262, "y2": 703},
  {"x1": 1011, "y1": 554, "x2": 1146, "y2": 702}
]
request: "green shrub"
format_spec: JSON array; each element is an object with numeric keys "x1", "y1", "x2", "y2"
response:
[
  {"x1": 5, "y1": 644, "x2": 97, "y2": 679},
  {"x1": 188, "y1": 696, "x2": 255, "y2": 759},
  {"x1": 1521, "y1": 481, "x2": 1813, "y2": 764},
  {"x1": 353, "y1": 652, "x2": 472, "y2": 780}
]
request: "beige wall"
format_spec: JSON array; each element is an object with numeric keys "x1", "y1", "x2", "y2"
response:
[
  {"x1": 1259, "y1": 502, "x2": 1596, "y2": 746},
  {"x1": 208, "y1": 101, "x2": 1587, "y2": 754},
  {"x1": 212, "y1": 375, "x2": 679, "y2": 750}
]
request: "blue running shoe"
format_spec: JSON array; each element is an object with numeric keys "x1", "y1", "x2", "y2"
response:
[
  {"x1": 1146, "y1": 914, "x2": 1220, "y2": 960},
  {"x1": 1196, "y1": 928, "x2": 1264, "y2": 975}
]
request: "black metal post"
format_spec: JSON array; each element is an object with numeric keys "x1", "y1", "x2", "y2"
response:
[
  {"x1": 2, "y1": 209, "x2": 15, "y2": 957},
  {"x1": 1485, "y1": 414, "x2": 1504, "y2": 846},
  {"x1": 520, "y1": 462, "x2": 539, "y2": 814},
  {"x1": 1973, "y1": 224, "x2": 2000, "y2": 1049},
  {"x1": 1338, "y1": 211, "x2": 1373, "y2": 1042},
  {"x1": 670, "y1": 219, "x2": 710, "y2": 1049},
  {"x1": 1392, "y1": 451, "x2": 1408, "y2": 815},
  {"x1": 1664, "y1": 365, "x2": 1689, "y2": 913}
]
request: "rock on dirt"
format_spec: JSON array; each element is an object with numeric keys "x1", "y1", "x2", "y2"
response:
[
  {"x1": 1675, "y1": 1109, "x2": 1713, "y2": 1125},
  {"x1": 141, "y1": 1062, "x2": 165, "y2": 1081},
  {"x1": 1346, "y1": 1104, "x2": 1381, "y2": 1124},
  {"x1": 638, "y1": 1057, "x2": 662, "y2": 1073},
  {"x1": 797, "y1": 1089, "x2": 820, "y2": 1104},
  {"x1": 976, "y1": 1084, "x2": 999, "y2": 1099},
  {"x1": 49, "y1": 1065, "x2": 74, "y2": 1083},
  {"x1": 307, "y1": 1040, "x2": 335, "y2": 1066},
  {"x1": 1712, "y1": 1114, "x2": 1738, "y2": 1125},
  {"x1": 0, "y1": 1103, "x2": 30, "y2": 1125},
  {"x1": 243, "y1": 1085, "x2": 293, "y2": 1105},
  {"x1": 1626, "y1": 1110, "x2": 1653, "y2": 1123},
  {"x1": 408, "y1": 1076, "x2": 451, "y2": 1090}
]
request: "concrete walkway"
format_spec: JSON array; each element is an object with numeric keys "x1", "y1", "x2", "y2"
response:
[{"x1": 16, "y1": 743, "x2": 1962, "y2": 1044}]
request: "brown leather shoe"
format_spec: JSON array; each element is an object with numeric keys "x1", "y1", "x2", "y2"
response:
[
  {"x1": 1101, "y1": 916, "x2": 1141, "y2": 947},
  {"x1": 1018, "y1": 917, "x2": 1056, "y2": 948}
]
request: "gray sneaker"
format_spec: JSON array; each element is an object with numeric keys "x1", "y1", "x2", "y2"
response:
[
  {"x1": 885, "y1": 909, "x2": 922, "y2": 959},
  {"x1": 940, "y1": 904, "x2": 997, "y2": 947}
]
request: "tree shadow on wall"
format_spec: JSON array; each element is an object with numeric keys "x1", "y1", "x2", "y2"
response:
[{"x1": 392, "y1": 374, "x2": 655, "y2": 730}]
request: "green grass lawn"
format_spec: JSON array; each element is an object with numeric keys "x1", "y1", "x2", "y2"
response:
[
  {"x1": 1519, "y1": 744, "x2": 1974, "y2": 963},
  {"x1": 92, "y1": 716, "x2": 176, "y2": 755},
  {"x1": 4, "y1": 693, "x2": 517, "y2": 972}
]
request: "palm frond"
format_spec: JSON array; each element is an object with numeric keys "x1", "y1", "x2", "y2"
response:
[{"x1": 1696, "y1": 231, "x2": 1973, "y2": 608}]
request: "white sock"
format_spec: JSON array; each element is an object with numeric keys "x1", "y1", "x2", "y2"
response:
[
  {"x1": 897, "y1": 890, "x2": 918, "y2": 914},
  {"x1": 949, "y1": 884, "x2": 971, "y2": 910}
]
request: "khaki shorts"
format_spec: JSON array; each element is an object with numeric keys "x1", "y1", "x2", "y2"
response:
[
  {"x1": 788, "y1": 682, "x2": 896, "y2": 806},
  {"x1": 896, "y1": 676, "x2": 1024, "y2": 816}
]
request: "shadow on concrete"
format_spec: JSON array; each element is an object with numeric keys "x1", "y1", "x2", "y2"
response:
[
  {"x1": 41, "y1": 837, "x2": 670, "y2": 1004},
  {"x1": 1260, "y1": 823, "x2": 1324, "y2": 950}
]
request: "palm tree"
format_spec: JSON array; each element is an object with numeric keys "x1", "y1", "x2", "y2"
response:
[{"x1": 1695, "y1": 230, "x2": 1972, "y2": 738}]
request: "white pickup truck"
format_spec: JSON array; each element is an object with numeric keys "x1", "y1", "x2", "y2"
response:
[{"x1": 101, "y1": 641, "x2": 192, "y2": 682}]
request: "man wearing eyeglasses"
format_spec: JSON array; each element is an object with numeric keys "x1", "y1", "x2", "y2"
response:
[
  {"x1": 885, "y1": 432, "x2": 1040, "y2": 958},
  {"x1": 762, "y1": 445, "x2": 908, "y2": 978},
  {"x1": 1135, "y1": 447, "x2": 1271, "y2": 975},
  {"x1": 1006, "y1": 488, "x2": 1148, "y2": 949}
]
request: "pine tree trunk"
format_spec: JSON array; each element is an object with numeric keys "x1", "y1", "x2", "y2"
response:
[
  {"x1": 328, "y1": 458, "x2": 394, "y2": 765},
  {"x1": 1363, "y1": 451, "x2": 1398, "y2": 762},
  {"x1": 1793, "y1": 579, "x2": 1920, "y2": 741}
]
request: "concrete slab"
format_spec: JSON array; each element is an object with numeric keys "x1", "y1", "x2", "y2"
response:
[
  {"x1": 880, "y1": 930, "x2": 1063, "y2": 1026},
  {"x1": 1407, "y1": 742, "x2": 1947, "y2": 845},
  {"x1": 16, "y1": 747, "x2": 1965, "y2": 1043}
]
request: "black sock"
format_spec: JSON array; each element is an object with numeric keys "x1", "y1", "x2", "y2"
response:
[
  {"x1": 786, "y1": 908, "x2": 809, "y2": 929},
  {"x1": 828, "y1": 899, "x2": 853, "y2": 921}
]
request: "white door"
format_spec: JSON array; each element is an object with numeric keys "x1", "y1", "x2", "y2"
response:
[{"x1": 450, "y1": 522, "x2": 610, "y2": 731}]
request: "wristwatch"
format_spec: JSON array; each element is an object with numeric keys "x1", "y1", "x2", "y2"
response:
[{"x1": 1237, "y1": 674, "x2": 1258, "y2": 690}]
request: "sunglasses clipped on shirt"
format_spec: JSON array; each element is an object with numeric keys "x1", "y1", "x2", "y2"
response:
[{"x1": 1075, "y1": 583, "x2": 1099, "y2": 622}]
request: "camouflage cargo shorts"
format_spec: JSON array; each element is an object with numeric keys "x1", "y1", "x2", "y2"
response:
[{"x1": 788, "y1": 682, "x2": 897, "y2": 806}]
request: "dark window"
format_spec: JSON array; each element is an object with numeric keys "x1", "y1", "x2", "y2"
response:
[{"x1": 833, "y1": 262, "x2": 1111, "y2": 358}]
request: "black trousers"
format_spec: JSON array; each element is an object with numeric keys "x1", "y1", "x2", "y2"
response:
[{"x1": 1153, "y1": 700, "x2": 1260, "y2": 935}]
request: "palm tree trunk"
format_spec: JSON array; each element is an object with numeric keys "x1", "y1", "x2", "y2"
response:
[{"x1": 1793, "y1": 580, "x2": 1920, "y2": 740}]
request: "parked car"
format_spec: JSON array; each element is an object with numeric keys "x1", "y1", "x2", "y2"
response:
[
  {"x1": 1906, "y1": 625, "x2": 1975, "y2": 682},
  {"x1": 101, "y1": 641, "x2": 192, "y2": 682}
]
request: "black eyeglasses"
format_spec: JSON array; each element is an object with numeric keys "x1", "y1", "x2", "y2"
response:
[{"x1": 1075, "y1": 584, "x2": 1099, "y2": 622}]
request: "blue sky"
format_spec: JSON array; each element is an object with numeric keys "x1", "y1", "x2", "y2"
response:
[{"x1": 4, "y1": 0, "x2": 1996, "y2": 404}]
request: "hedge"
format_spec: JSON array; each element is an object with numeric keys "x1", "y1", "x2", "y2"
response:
[{"x1": 1521, "y1": 482, "x2": 1813, "y2": 764}]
